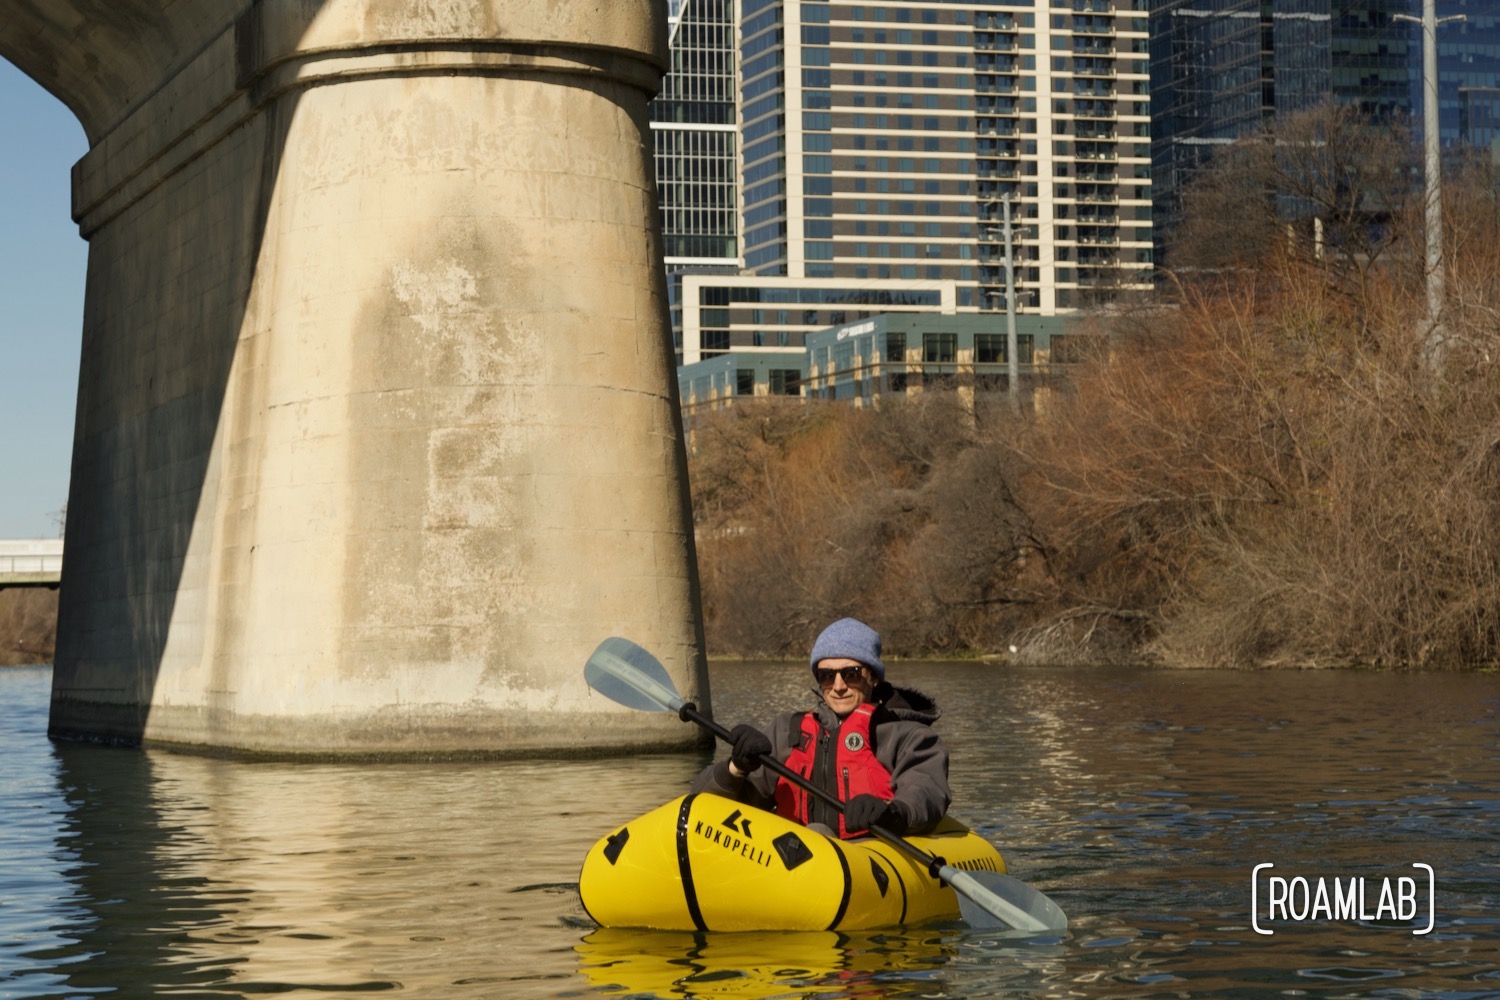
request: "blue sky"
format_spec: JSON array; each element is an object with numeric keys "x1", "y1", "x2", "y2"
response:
[{"x1": 0, "y1": 59, "x2": 87, "y2": 539}]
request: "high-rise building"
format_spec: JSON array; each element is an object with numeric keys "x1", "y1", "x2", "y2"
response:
[
  {"x1": 1149, "y1": 0, "x2": 1351, "y2": 253},
  {"x1": 653, "y1": 0, "x2": 742, "y2": 361},
  {"x1": 1427, "y1": 1, "x2": 1500, "y2": 147},
  {"x1": 734, "y1": 0, "x2": 1154, "y2": 319},
  {"x1": 1148, "y1": 0, "x2": 1431, "y2": 261},
  {"x1": 658, "y1": 0, "x2": 1160, "y2": 366}
]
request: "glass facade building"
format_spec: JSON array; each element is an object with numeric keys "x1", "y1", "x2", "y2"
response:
[
  {"x1": 1149, "y1": 0, "x2": 1347, "y2": 258},
  {"x1": 1333, "y1": 0, "x2": 1411, "y2": 124},
  {"x1": 654, "y1": 0, "x2": 740, "y2": 263},
  {"x1": 672, "y1": 0, "x2": 1160, "y2": 366},
  {"x1": 733, "y1": 0, "x2": 1155, "y2": 330},
  {"x1": 1428, "y1": 0, "x2": 1500, "y2": 147},
  {"x1": 654, "y1": 0, "x2": 742, "y2": 362},
  {"x1": 1144, "y1": 0, "x2": 1500, "y2": 261}
]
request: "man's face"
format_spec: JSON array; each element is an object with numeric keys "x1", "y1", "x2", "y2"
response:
[{"x1": 815, "y1": 657, "x2": 873, "y2": 718}]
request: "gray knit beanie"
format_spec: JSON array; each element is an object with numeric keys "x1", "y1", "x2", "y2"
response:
[{"x1": 808, "y1": 617, "x2": 885, "y2": 682}]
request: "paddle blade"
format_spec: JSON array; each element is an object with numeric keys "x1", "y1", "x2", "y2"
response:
[
  {"x1": 944, "y1": 868, "x2": 1069, "y2": 934},
  {"x1": 584, "y1": 637, "x2": 686, "y2": 714}
]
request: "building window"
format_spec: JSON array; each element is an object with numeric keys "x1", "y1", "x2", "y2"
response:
[
  {"x1": 975, "y1": 333, "x2": 1005, "y2": 364},
  {"x1": 736, "y1": 369, "x2": 755, "y2": 396},
  {"x1": 885, "y1": 333, "x2": 906, "y2": 363},
  {"x1": 769, "y1": 369, "x2": 801, "y2": 396},
  {"x1": 923, "y1": 332, "x2": 957, "y2": 363}
]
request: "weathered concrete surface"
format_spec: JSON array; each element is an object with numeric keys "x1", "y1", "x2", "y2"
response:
[{"x1": 2, "y1": 0, "x2": 711, "y2": 755}]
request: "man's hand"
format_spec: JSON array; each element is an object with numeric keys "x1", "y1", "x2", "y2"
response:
[
  {"x1": 843, "y1": 794, "x2": 908, "y2": 834},
  {"x1": 727, "y1": 724, "x2": 772, "y2": 776}
]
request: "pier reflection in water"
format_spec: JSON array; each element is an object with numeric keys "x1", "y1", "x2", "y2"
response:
[{"x1": 1, "y1": 662, "x2": 1497, "y2": 998}]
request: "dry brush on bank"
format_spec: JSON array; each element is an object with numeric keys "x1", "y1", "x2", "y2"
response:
[
  {"x1": 0, "y1": 588, "x2": 58, "y2": 667},
  {"x1": 686, "y1": 395, "x2": 1050, "y2": 659},
  {"x1": 687, "y1": 107, "x2": 1500, "y2": 668}
]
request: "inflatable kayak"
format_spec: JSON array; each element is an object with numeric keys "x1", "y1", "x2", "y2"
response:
[{"x1": 579, "y1": 792, "x2": 1007, "y2": 931}]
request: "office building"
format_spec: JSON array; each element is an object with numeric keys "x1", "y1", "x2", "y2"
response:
[
  {"x1": 1430, "y1": 2, "x2": 1500, "y2": 147},
  {"x1": 678, "y1": 351, "x2": 808, "y2": 413},
  {"x1": 1144, "y1": 0, "x2": 1500, "y2": 259},
  {"x1": 678, "y1": 270, "x2": 964, "y2": 364},
  {"x1": 669, "y1": 0, "x2": 1157, "y2": 366},
  {"x1": 1148, "y1": 0, "x2": 1396, "y2": 256},
  {"x1": 801, "y1": 311, "x2": 1070, "y2": 403},
  {"x1": 677, "y1": 310, "x2": 1071, "y2": 414}
]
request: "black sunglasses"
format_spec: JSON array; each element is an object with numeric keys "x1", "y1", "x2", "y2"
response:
[{"x1": 815, "y1": 665, "x2": 868, "y2": 686}]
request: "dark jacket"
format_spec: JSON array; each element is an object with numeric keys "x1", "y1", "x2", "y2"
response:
[{"x1": 689, "y1": 682, "x2": 951, "y2": 834}]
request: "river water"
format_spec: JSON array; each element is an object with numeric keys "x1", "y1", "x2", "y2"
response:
[{"x1": 1, "y1": 662, "x2": 1497, "y2": 999}]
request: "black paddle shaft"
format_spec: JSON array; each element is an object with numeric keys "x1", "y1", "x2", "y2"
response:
[{"x1": 677, "y1": 701, "x2": 948, "y2": 879}]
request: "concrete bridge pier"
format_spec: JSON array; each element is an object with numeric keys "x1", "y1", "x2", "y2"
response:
[{"x1": 2, "y1": 1, "x2": 710, "y2": 756}]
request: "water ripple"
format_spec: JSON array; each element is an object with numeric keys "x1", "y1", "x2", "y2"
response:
[{"x1": 2, "y1": 663, "x2": 1498, "y2": 998}]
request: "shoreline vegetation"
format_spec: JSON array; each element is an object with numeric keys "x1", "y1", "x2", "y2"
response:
[
  {"x1": 689, "y1": 105, "x2": 1500, "y2": 673},
  {"x1": 0, "y1": 588, "x2": 58, "y2": 668}
]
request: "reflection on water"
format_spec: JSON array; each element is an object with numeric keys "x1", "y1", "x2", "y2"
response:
[
  {"x1": 576, "y1": 927, "x2": 1070, "y2": 999},
  {"x1": 2, "y1": 662, "x2": 1498, "y2": 998}
]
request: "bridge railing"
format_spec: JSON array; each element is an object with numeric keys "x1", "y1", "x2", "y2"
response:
[
  {"x1": 1, "y1": 553, "x2": 64, "y2": 574},
  {"x1": 0, "y1": 541, "x2": 64, "y2": 587}
]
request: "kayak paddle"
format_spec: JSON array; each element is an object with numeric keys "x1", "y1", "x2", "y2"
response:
[{"x1": 584, "y1": 636, "x2": 1069, "y2": 934}]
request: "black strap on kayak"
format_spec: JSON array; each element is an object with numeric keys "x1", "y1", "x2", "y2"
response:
[
  {"x1": 826, "y1": 838, "x2": 854, "y2": 931},
  {"x1": 673, "y1": 794, "x2": 708, "y2": 932}
]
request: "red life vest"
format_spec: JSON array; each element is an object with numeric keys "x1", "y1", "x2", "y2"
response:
[{"x1": 774, "y1": 704, "x2": 895, "y2": 839}]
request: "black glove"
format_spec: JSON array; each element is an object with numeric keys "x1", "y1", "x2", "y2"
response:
[
  {"x1": 728, "y1": 724, "x2": 772, "y2": 774},
  {"x1": 844, "y1": 794, "x2": 909, "y2": 834}
]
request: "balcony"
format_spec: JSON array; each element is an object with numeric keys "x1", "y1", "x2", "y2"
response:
[
  {"x1": 1073, "y1": 100, "x2": 1117, "y2": 119},
  {"x1": 977, "y1": 101, "x2": 1023, "y2": 116},
  {"x1": 1073, "y1": 61, "x2": 1117, "y2": 78},
  {"x1": 978, "y1": 203, "x2": 1026, "y2": 220},
  {"x1": 979, "y1": 248, "x2": 1037, "y2": 264},
  {"x1": 978, "y1": 141, "x2": 1022, "y2": 157},
  {"x1": 978, "y1": 184, "x2": 1024, "y2": 203},
  {"x1": 1073, "y1": 18, "x2": 1116, "y2": 35},
  {"x1": 975, "y1": 34, "x2": 1020, "y2": 52},
  {"x1": 1073, "y1": 81, "x2": 1116, "y2": 97},
  {"x1": 977, "y1": 57, "x2": 1020, "y2": 73}
]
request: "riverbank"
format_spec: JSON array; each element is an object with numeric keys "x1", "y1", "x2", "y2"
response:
[{"x1": 0, "y1": 589, "x2": 56, "y2": 667}]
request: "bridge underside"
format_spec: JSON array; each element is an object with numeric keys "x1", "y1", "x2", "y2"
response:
[{"x1": 1, "y1": 1, "x2": 711, "y2": 756}]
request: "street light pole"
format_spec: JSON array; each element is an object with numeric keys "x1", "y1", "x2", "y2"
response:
[
  {"x1": 1003, "y1": 195, "x2": 1020, "y2": 411},
  {"x1": 1395, "y1": 0, "x2": 1464, "y2": 368}
]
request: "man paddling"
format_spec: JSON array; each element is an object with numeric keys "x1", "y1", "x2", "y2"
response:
[{"x1": 690, "y1": 617, "x2": 950, "y2": 839}]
